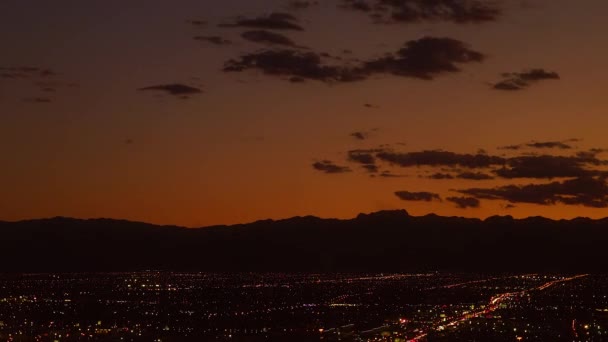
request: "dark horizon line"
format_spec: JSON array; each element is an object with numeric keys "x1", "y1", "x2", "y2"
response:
[{"x1": 3, "y1": 209, "x2": 608, "y2": 230}]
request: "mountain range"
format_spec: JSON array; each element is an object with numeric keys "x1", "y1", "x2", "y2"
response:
[{"x1": 2, "y1": 210, "x2": 607, "y2": 272}]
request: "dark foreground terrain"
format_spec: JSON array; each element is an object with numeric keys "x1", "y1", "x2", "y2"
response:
[
  {"x1": 2, "y1": 210, "x2": 608, "y2": 272},
  {"x1": 0, "y1": 272, "x2": 606, "y2": 341}
]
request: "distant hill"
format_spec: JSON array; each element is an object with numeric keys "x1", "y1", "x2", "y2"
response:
[{"x1": 2, "y1": 210, "x2": 608, "y2": 272}]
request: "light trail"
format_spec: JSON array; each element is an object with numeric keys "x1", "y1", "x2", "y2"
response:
[
  {"x1": 407, "y1": 274, "x2": 588, "y2": 342},
  {"x1": 432, "y1": 274, "x2": 537, "y2": 290}
]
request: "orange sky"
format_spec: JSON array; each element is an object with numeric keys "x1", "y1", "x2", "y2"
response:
[{"x1": 1, "y1": 0, "x2": 608, "y2": 226}]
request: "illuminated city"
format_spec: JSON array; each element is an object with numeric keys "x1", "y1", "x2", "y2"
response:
[{"x1": 1, "y1": 273, "x2": 607, "y2": 341}]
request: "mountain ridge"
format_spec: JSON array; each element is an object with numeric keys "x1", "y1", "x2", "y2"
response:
[
  {"x1": 2, "y1": 210, "x2": 608, "y2": 273},
  {"x1": 3, "y1": 209, "x2": 606, "y2": 230}
]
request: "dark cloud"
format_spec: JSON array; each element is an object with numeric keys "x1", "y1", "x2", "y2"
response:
[
  {"x1": 241, "y1": 30, "x2": 298, "y2": 47},
  {"x1": 459, "y1": 177, "x2": 608, "y2": 208},
  {"x1": 498, "y1": 144, "x2": 522, "y2": 151},
  {"x1": 138, "y1": 84, "x2": 202, "y2": 98},
  {"x1": 493, "y1": 79, "x2": 526, "y2": 91},
  {"x1": 1, "y1": 66, "x2": 78, "y2": 102},
  {"x1": 499, "y1": 140, "x2": 573, "y2": 151},
  {"x1": 446, "y1": 196, "x2": 481, "y2": 208},
  {"x1": 494, "y1": 154, "x2": 602, "y2": 179},
  {"x1": 516, "y1": 69, "x2": 561, "y2": 81},
  {"x1": 194, "y1": 36, "x2": 232, "y2": 45},
  {"x1": 348, "y1": 150, "x2": 376, "y2": 164},
  {"x1": 493, "y1": 68, "x2": 560, "y2": 91},
  {"x1": 224, "y1": 37, "x2": 484, "y2": 83},
  {"x1": 526, "y1": 141, "x2": 572, "y2": 149},
  {"x1": 429, "y1": 172, "x2": 455, "y2": 179},
  {"x1": 428, "y1": 171, "x2": 493, "y2": 180},
  {"x1": 361, "y1": 164, "x2": 379, "y2": 173},
  {"x1": 343, "y1": 145, "x2": 607, "y2": 180},
  {"x1": 377, "y1": 150, "x2": 505, "y2": 168},
  {"x1": 313, "y1": 160, "x2": 352, "y2": 174},
  {"x1": 395, "y1": 191, "x2": 441, "y2": 202},
  {"x1": 350, "y1": 131, "x2": 369, "y2": 140},
  {"x1": 363, "y1": 37, "x2": 484, "y2": 80},
  {"x1": 0, "y1": 66, "x2": 56, "y2": 79},
  {"x1": 342, "y1": 0, "x2": 373, "y2": 12},
  {"x1": 457, "y1": 172, "x2": 494, "y2": 180},
  {"x1": 224, "y1": 49, "x2": 367, "y2": 83},
  {"x1": 379, "y1": 171, "x2": 404, "y2": 178},
  {"x1": 289, "y1": 1, "x2": 319, "y2": 9},
  {"x1": 220, "y1": 13, "x2": 304, "y2": 31},
  {"x1": 341, "y1": 0, "x2": 501, "y2": 24}
]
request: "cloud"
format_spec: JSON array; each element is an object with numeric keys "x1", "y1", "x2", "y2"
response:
[
  {"x1": 428, "y1": 171, "x2": 493, "y2": 180},
  {"x1": 342, "y1": 0, "x2": 373, "y2": 12},
  {"x1": 429, "y1": 172, "x2": 455, "y2": 179},
  {"x1": 364, "y1": 37, "x2": 484, "y2": 80},
  {"x1": 1, "y1": 66, "x2": 78, "y2": 102},
  {"x1": 138, "y1": 84, "x2": 202, "y2": 98},
  {"x1": 223, "y1": 37, "x2": 484, "y2": 83},
  {"x1": 376, "y1": 150, "x2": 505, "y2": 168},
  {"x1": 458, "y1": 177, "x2": 608, "y2": 208},
  {"x1": 0, "y1": 66, "x2": 56, "y2": 79},
  {"x1": 526, "y1": 141, "x2": 572, "y2": 149},
  {"x1": 362, "y1": 164, "x2": 380, "y2": 173},
  {"x1": 241, "y1": 30, "x2": 298, "y2": 47},
  {"x1": 220, "y1": 13, "x2": 304, "y2": 31},
  {"x1": 350, "y1": 131, "x2": 369, "y2": 140},
  {"x1": 342, "y1": 144, "x2": 607, "y2": 180},
  {"x1": 341, "y1": 0, "x2": 501, "y2": 24},
  {"x1": 498, "y1": 144, "x2": 522, "y2": 150},
  {"x1": 493, "y1": 68, "x2": 560, "y2": 91},
  {"x1": 494, "y1": 154, "x2": 602, "y2": 179},
  {"x1": 193, "y1": 36, "x2": 232, "y2": 45},
  {"x1": 516, "y1": 69, "x2": 561, "y2": 81},
  {"x1": 289, "y1": 1, "x2": 319, "y2": 10},
  {"x1": 348, "y1": 149, "x2": 377, "y2": 164},
  {"x1": 379, "y1": 171, "x2": 404, "y2": 178},
  {"x1": 446, "y1": 196, "x2": 480, "y2": 208},
  {"x1": 224, "y1": 49, "x2": 367, "y2": 83},
  {"x1": 499, "y1": 140, "x2": 573, "y2": 150},
  {"x1": 313, "y1": 160, "x2": 352, "y2": 174},
  {"x1": 457, "y1": 172, "x2": 494, "y2": 180},
  {"x1": 395, "y1": 191, "x2": 441, "y2": 202}
]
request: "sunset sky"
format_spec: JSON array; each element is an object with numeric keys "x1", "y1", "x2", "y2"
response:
[{"x1": 1, "y1": 0, "x2": 608, "y2": 227}]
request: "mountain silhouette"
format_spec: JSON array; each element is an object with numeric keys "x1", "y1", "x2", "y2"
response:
[{"x1": 2, "y1": 210, "x2": 607, "y2": 272}]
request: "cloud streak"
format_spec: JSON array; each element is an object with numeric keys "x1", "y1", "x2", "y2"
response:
[
  {"x1": 493, "y1": 68, "x2": 560, "y2": 91},
  {"x1": 138, "y1": 84, "x2": 203, "y2": 98},
  {"x1": 241, "y1": 30, "x2": 299, "y2": 47},
  {"x1": 313, "y1": 160, "x2": 352, "y2": 174},
  {"x1": 220, "y1": 13, "x2": 304, "y2": 31},
  {"x1": 459, "y1": 177, "x2": 608, "y2": 208},
  {"x1": 446, "y1": 196, "x2": 481, "y2": 208},
  {"x1": 395, "y1": 191, "x2": 442, "y2": 202},
  {"x1": 341, "y1": 0, "x2": 501, "y2": 24}
]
